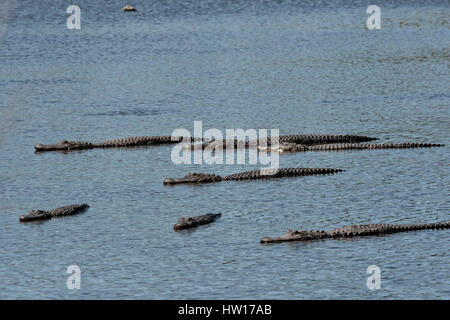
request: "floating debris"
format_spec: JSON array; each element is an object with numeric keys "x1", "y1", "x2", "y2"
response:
[{"x1": 122, "y1": 5, "x2": 136, "y2": 12}]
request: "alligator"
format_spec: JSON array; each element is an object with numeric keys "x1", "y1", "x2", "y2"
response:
[
  {"x1": 260, "y1": 142, "x2": 445, "y2": 153},
  {"x1": 19, "y1": 204, "x2": 89, "y2": 222},
  {"x1": 163, "y1": 167, "x2": 343, "y2": 185},
  {"x1": 34, "y1": 136, "x2": 200, "y2": 152},
  {"x1": 35, "y1": 134, "x2": 376, "y2": 152},
  {"x1": 269, "y1": 134, "x2": 377, "y2": 144},
  {"x1": 173, "y1": 213, "x2": 222, "y2": 230},
  {"x1": 186, "y1": 134, "x2": 377, "y2": 150},
  {"x1": 260, "y1": 221, "x2": 450, "y2": 243}
]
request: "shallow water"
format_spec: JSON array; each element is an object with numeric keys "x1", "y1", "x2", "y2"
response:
[{"x1": 0, "y1": 0, "x2": 449, "y2": 299}]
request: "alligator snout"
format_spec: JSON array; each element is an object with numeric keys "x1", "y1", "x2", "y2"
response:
[
  {"x1": 34, "y1": 141, "x2": 72, "y2": 151},
  {"x1": 260, "y1": 237, "x2": 273, "y2": 243},
  {"x1": 19, "y1": 210, "x2": 52, "y2": 222},
  {"x1": 163, "y1": 178, "x2": 177, "y2": 185},
  {"x1": 34, "y1": 144, "x2": 46, "y2": 151}
]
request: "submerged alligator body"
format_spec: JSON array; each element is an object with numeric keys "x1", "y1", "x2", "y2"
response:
[
  {"x1": 187, "y1": 134, "x2": 377, "y2": 150},
  {"x1": 173, "y1": 213, "x2": 222, "y2": 230},
  {"x1": 19, "y1": 204, "x2": 89, "y2": 222},
  {"x1": 163, "y1": 167, "x2": 343, "y2": 185},
  {"x1": 267, "y1": 142, "x2": 445, "y2": 153},
  {"x1": 261, "y1": 221, "x2": 450, "y2": 243},
  {"x1": 34, "y1": 136, "x2": 196, "y2": 152}
]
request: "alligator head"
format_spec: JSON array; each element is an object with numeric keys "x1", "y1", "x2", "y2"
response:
[
  {"x1": 19, "y1": 210, "x2": 53, "y2": 222},
  {"x1": 261, "y1": 230, "x2": 327, "y2": 243},
  {"x1": 173, "y1": 213, "x2": 222, "y2": 230},
  {"x1": 34, "y1": 140, "x2": 93, "y2": 152},
  {"x1": 163, "y1": 173, "x2": 223, "y2": 185}
]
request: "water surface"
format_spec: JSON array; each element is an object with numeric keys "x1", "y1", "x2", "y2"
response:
[{"x1": 0, "y1": 0, "x2": 449, "y2": 299}]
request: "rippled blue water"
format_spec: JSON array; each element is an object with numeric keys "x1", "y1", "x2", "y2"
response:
[{"x1": 0, "y1": 0, "x2": 449, "y2": 299}]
